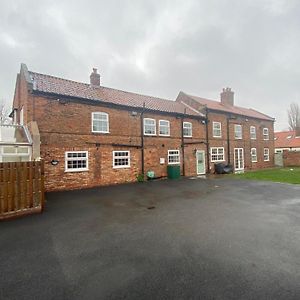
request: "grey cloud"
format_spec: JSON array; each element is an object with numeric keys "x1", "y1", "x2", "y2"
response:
[{"x1": 1, "y1": 0, "x2": 300, "y2": 130}]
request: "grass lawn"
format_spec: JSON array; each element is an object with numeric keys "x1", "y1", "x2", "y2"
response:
[{"x1": 234, "y1": 167, "x2": 300, "y2": 184}]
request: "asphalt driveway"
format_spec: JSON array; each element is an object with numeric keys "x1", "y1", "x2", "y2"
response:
[{"x1": 1, "y1": 177, "x2": 300, "y2": 300}]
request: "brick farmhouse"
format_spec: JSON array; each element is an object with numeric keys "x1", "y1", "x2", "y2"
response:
[{"x1": 11, "y1": 64, "x2": 275, "y2": 191}]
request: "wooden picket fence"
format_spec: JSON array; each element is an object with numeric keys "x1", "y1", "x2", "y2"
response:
[{"x1": 0, "y1": 161, "x2": 45, "y2": 220}]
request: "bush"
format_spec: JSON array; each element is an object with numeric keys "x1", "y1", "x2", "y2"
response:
[{"x1": 136, "y1": 174, "x2": 144, "y2": 182}]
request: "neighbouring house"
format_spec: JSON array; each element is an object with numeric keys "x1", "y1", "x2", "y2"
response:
[
  {"x1": 12, "y1": 64, "x2": 208, "y2": 191},
  {"x1": 176, "y1": 89, "x2": 275, "y2": 172},
  {"x1": 274, "y1": 128, "x2": 300, "y2": 152},
  {"x1": 11, "y1": 64, "x2": 275, "y2": 191}
]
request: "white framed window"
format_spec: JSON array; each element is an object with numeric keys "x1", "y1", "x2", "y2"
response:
[
  {"x1": 212, "y1": 122, "x2": 222, "y2": 138},
  {"x1": 234, "y1": 124, "x2": 242, "y2": 139},
  {"x1": 168, "y1": 150, "x2": 180, "y2": 165},
  {"x1": 210, "y1": 147, "x2": 225, "y2": 162},
  {"x1": 92, "y1": 112, "x2": 109, "y2": 133},
  {"x1": 263, "y1": 128, "x2": 269, "y2": 140},
  {"x1": 113, "y1": 151, "x2": 130, "y2": 168},
  {"x1": 159, "y1": 120, "x2": 170, "y2": 136},
  {"x1": 144, "y1": 118, "x2": 156, "y2": 135},
  {"x1": 183, "y1": 122, "x2": 192, "y2": 137},
  {"x1": 264, "y1": 148, "x2": 270, "y2": 161},
  {"x1": 65, "y1": 151, "x2": 88, "y2": 172},
  {"x1": 250, "y1": 126, "x2": 256, "y2": 140},
  {"x1": 251, "y1": 148, "x2": 257, "y2": 162},
  {"x1": 20, "y1": 106, "x2": 24, "y2": 125}
]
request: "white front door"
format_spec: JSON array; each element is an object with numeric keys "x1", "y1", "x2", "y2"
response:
[
  {"x1": 196, "y1": 150, "x2": 206, "y2": 175},
  {"x1": 234, "y1": 148, "x2": 244, "y2": 172}
]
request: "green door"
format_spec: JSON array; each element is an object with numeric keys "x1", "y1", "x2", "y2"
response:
[{"x1": 196, "y1": 150, "x2": 206, "y2": 175}]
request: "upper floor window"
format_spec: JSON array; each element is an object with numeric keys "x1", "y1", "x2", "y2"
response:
[
  {"x1": 20, "y1": 107, "x2": 24, "y2": 125},
  {"x1": 264, "y1": 148, "x2": 270, "y2": 161},
  {"x1": 92, "y1": 112, "x2": 109, "y2": 133},
  {"x1": 144, "y1": 118, "x2": 156, "y2": 135},
  {"x1": 159, "y1": 120, "x2": 170, "y2": 136},
  {"x1": 234, "y1": 124, "x2": 242, "y2": 139},
  {"x1": 263, "y1": 128, "x2": 269, "y2": 140},
  {"x1": 65, "y1": 151, "x2": 88, "y2": 172},
  {"x1": 183, "y1": 122, "x2": 192, "y2": 137},
  {"x1": 213, "y1": 122, "x2": 222, "y2": 138},
  {"x1": 250, "y1": 126, "x2": 256, "y2": 139},
  {"x1": 251, "y1": 148, "x2": 257, "y2": 162}
]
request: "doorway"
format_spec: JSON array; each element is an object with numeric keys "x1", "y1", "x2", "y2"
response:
[
  {"x1": 234, "y1": 148, "x2": 244, "y2": 172},
  {"x1": 196, "y1": 150, "x2": 206, "y2": 175}
]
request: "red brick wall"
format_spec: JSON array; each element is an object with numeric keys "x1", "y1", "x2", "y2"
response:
[
  {"x1": 206, "y1": 111, "x2": 274, "y2": 172},
  {"x1": 23, "y1": 94, "x2": 207, "y2": 191},
  {"x1": 283, "y1": 151, "x2": 300, "y2": 167}
]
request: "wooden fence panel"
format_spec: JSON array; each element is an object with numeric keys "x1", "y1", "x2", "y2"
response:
[{"x1": 0, "y1": 161, "x2": 45, "y2": 221}]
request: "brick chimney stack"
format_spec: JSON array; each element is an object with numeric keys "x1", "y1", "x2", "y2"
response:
[
  {"x1": 90, "y1": 68, "x2": 100, "y2": 87},
  {"x1": 295, "y1": 126, "x2": 300, "y2": 137},
  {"x1": 220, "y1": 87, "x2": 234, "y2": 106}
]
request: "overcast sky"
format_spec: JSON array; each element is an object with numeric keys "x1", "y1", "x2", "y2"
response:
[{"x1": 1, "y1": 0, "x2": 300, "y2": 130}]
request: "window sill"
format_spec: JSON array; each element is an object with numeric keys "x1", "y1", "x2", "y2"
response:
[
  {"x1": 65, "y1": 169, "x2": 89, "y2": 173},
  {"x1": 92, "y1": 131, "x2": 110, "y2": 134},
  {"x1": 113, "y1": 166, "x2": 131, "y2": 169},
  {"x1": 183, "y1": 136, "x2": 192, "y2": 138},
  {"x1": 144, "y1": 134, "x2": 156, "y2": 136}
]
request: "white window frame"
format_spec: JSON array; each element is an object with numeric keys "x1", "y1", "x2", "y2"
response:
[
  {"x1": 20, "y1": 106, "x2": 24, "y2": 125},
  {"x1": 92, "y1": 112, "x2": 109, "y2": 133},
  {"x1": 65, "y1": 151, "x2": 89, "y2": 172},
  {"x1": 113, "y1": 151, "x2": 130, "y2": 169},
  {"x1": 212, "y1": 122, "x2": 222, "y2": 138},
  {"x1": 210, "y1": 147, "x2": 225, "y2": 162},
  {"x1": 183, "y1": 122, "x2": 192, "y2": 137},
  {"x1": 168, "y1": 150, "x2": 180, "y2": 165},
  {"x1": 144, "y1": 118, "x2": 156, "y2": 136},
  {"x1": 251, "y1": 148, "x2": 257, "y2": 163},
  {"x1": 159, "y1": 120, "x2": 170, "y2": 136},
  {"x1": 264, "y1": 148, "x2": 270, "y2": 161},
  {"x1": 263, "y1": 128, "x2": 269, "y2": 140},
  {"x1": 234, "y1": 124, "x2": 242, "y2": 139},
  {"x1": 250, "y1": 126, "x2": 256, "y2": 140}
]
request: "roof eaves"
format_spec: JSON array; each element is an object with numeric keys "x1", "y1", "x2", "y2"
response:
[{"x1": 31, "y1": 89, "x2": 203, "y2": 118}]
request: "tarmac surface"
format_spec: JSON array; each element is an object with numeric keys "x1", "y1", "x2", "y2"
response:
[{"x1": 1, "y1": 177, "x2": 300, "y2": 299}]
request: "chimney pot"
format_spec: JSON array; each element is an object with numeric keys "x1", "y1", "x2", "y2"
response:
[
  {"x1": 220, "y1": 87, "x2": 234, "y2": 106},
  {"x1": 90, "y1": 68, "x2": 100, "y2": 87},
  {"x1": 295, "y1": 126, "x2": 300, "y2": 137}
]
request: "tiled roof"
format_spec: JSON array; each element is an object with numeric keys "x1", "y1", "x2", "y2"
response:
[
  {"x1": 180, "y1": 92, "x2": 274, "y2": 121},
  {"x1": 275, "y1": 130, "x2": 300, "y2": 148},
  {"x1": 27, "y1": 71, "x2": 203, "y2": 117}
]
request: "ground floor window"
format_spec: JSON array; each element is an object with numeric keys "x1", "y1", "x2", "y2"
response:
[
  {"x1": 65, "y1": 151, "x2": 88, "y2": 172},
  {"x1": 264, "y1": 148, "x2": 270, "y2": 161},
  {"x1": 168, "y1": 150, "x2": 180, "y2": 164},
  {"x1": 113, "y1": 151, "x2": 130, "y2": 168},
  {"x1": 210, "y1": 147, "x2": 225, "y2": 162},
  {"x1": 251, "y1": 148, "x2": 257, "y2": 162}
]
